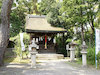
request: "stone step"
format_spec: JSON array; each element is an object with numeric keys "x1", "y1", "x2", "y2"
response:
[
  {"x1": 36, "y1": 54, "x2": 64, "y2": 60},
  {"x1": 38, "y1": 50, "x2": 56, "y2": 53}
]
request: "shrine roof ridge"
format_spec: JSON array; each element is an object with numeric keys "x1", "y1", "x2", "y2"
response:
[{"x1": 28, "y1": 15, "x2": 46, "y2": 18}]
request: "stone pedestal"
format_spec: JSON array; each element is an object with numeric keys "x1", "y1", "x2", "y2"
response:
[
  {"x1": 30, "y1": 51, "x2": 38, "y2": 68},
  {"x1": 81, "y1": 41, "x2": 87, "y2": 67},
  {"x1": 81, "y1": 51, "x2": 87, "y2": 66},
  {"x1": 69, "y1": 42, "x2": 77, "y2": 61},
  {"x1": 70, "y1": 47, "x2": 75, "y2": 61}
]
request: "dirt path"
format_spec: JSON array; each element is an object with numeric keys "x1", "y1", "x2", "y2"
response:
[{"x1": 0, "y1": 60, "x2": 100, "y2": 75}]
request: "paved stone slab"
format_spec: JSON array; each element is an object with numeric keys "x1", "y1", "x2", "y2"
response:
[{"x1": 0, "y1": 60, "x2": 100, "y2": 75}]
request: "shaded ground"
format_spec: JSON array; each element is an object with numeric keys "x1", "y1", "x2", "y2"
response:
[{"x1": 0, "y1": 60, "x2": 100, "y2": 75}]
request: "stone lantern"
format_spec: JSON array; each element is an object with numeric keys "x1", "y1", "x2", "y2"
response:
[
  {"x1": 69, "y1": 42, "x2": 77, "y2": 61},
  {"x1": 81, "y1": 41, "x2": 88, "y2": 67},
  {"x1": 29, "y1": 40, "x2": 38, "y2": 68}
]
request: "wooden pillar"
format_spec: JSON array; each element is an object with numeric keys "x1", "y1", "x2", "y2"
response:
[
  {"x1": 63, "y1": 33, "x2": 64, "y2": 46},
  {"x1": 45, "y1": 34, "x2": 47, "y2": 49},
  {"x1": 30, "y1": 34, "x2": 33, "y2": 44}
]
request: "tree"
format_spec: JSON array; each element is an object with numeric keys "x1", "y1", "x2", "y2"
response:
[
  {"x1": 10, "y1": 0, "x2": 40, "y2": 37},
  {"x1": 10, "y1": 0, "x2": 32, "y2": 37},
  {"x1": 10, "y1": 3, "x2": 26, "y2": 37},
  {"x1": 46, "y1": 2, "x2": 63, "y2": 27},
  {"x1": 0, "y1": 0, "x2": 13, "y2": 66},
  {"x1": 33, "y1": 0, "x2": 41, "y2": 15},
  {"x1": 61, "y1": 0, "x2": 99, "y2": 43},
  {"x1": 86, "y1": 0, "x2": 99, "y2": 33},
  {"x1": 96, "y1": 2, "x2": 100, "y2": 27},
  {"x1": 39, "y1": 0, "x2": 56, "y2": 15},
  {"x1": 17, "y1": 0, "x2": 34, "y2": 14},
  {"x1": 39, "y1": 0, "x2": 64, "y2": 27}
]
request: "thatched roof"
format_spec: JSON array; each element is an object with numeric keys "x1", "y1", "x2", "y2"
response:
[{"x1": 25, "y1": 15, "x2": 66, "y2": 33}]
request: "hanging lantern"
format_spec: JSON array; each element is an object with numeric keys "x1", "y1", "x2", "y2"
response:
[
  {"x1": 36, "y1": 38, "x2": 38, "y2": 43},
  {"x1": 57, "y1": 33, "x2": 60, "y2": 37},
  {"x1": 41, "y1": 37, "x2": 43, "y2": 41},
  {"x1": 39, "y1": 37, "x2": 41, "y2": 41},
  {"x1": 53, "y1": 38, "x2": 56, "y2": 44},
  {"x1": 48, "y1": 37, "x2": 51, "y2": 41}
]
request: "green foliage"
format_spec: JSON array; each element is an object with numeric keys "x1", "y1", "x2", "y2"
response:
[
  {"x1": 56, "y1": 36, "x2": 67, "y2": 56},
  {"x1": 10, "y1": 33, "x2": 30, "y2": 57},
  {"x1": 95, "y1": 4, "x2": 100, "y2": 27},
  {"x1": 75, "y1": 47, "x2": 81, "y2": 58},
  {"x1": 10, "y1": 8, "x2": 26, "y2": 37},
  {"x1": 97, "y1": 52, "x2": 100, "y2": 65},
  {"x1": 66, "y1": 39, "x2": 72, "y2": 43},
  {"x1": 0, "y1": 0, "x2": 2, "y2": 13},
  {"x1": 86, "y1": 46, "x2": 100, "y2": 67},
  {"x1": 61, "y1": 0, "x2": 100, "y2": 42},
  {"x1": 39, "y1": 0, "x2": 56, "y2": 15},
  {"x1": 0, "y1": 0, "x2": 2, "y2": 23},
  {"x1": 10, "y1": 0, "x2": 34, "y2": 37},
  {"x1": 61, "y1": 0, "x2": 87, "y2": 27},
  {"x1": 46, "y1": 3, "x2": 62, "y2": 27},
  {"x1": 87, "y1": 47, "x2": 95, "y2": 65},
  {"x1": 74, "y1": 40, "x2": 81, "y2": 58},
  {"x1": 7, "y1": 41, "x2": 15, "y2": 48},
  {"x1": 17, "y1": 0, "x2": 34, "y2": 14},
  {"x1": 39, "y1": 0, "x2": 66, "y2": 28}
]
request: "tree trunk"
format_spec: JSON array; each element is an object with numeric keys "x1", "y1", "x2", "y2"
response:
[
  {"x1": 33, "y1": 0, "x2": 41, "y2": 15},
  {"x1": 90, "y1": 18, "x2": 95, "y2": 33},
  {"x1": 0, "y1": 0, "x2": 13, "y2": 66},
  {"x1": 81, "y1": 24, "x2": 84, "y2": 42},
  {"x1": 80, "y1": 6, "x2": 84, "y2": 43}
]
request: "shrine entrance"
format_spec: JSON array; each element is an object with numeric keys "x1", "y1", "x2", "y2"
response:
[{"x1": 29, "y1": 33, "x2": 59, "y2": 53}]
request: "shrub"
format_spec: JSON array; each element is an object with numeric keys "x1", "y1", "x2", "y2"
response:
[
  {"x1": 7, "y1": 41, "x2": 15, "y2": 48},
  {"x1": 97, "y1": 51, "x2": 100, "y2": 66},
  {"x1": 74, "y1": 40, "x2": 81, "y2": 58},
  {"x1": 75, "y1": 46, "x2": 82, "y2": 58},
  {"x1": 84, "y1": 45, "x2": 100, "y2": 67},
  {"x1": 10, "y1": 33, "x2": 30, "y2": 57},
  {"x1": 87, "y1": 47, "x2": 95, "y2": 65},
  {"x1": 56, "y1": 36, "x2": 67, "y2": 56}
]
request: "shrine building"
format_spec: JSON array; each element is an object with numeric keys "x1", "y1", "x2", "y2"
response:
[{"x1": 25, "y1": 15, "x2": 67, "y2": 53}]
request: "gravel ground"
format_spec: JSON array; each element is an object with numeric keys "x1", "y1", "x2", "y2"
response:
[{"x1": 0, "y1": 60, "x2": 100, "y2": 75}]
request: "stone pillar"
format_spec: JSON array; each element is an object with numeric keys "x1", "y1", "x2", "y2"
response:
[
  {"x1": 81, "y1": 41, "x2": 87, "y2": 67},
  {"x1": 69, "y1": 42, "x2": 77, "y2": 61},
  {"x1": 30, "y1": 51, "x2": 38, "y2": 68},
  {"x1": 70, "y1": 47, "x2": 75, "y2": 61}
]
